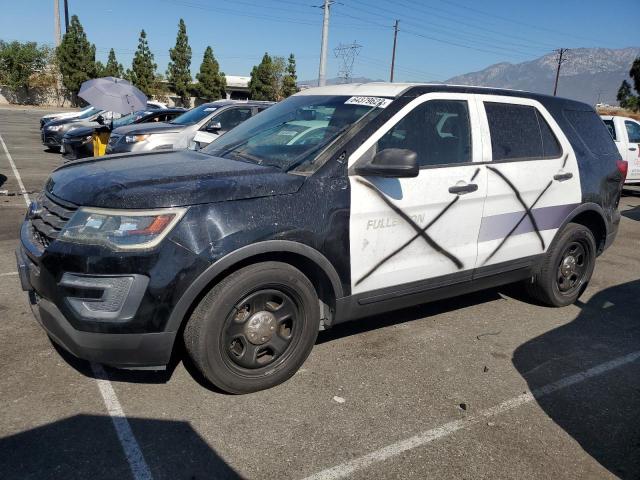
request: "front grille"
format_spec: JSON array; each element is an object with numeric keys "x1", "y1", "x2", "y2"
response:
[{"x1": 30, "y1": 193, "x2": 77, "y2": 249}]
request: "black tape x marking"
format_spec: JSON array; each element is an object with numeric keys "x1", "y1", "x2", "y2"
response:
[
  {"x1": 354, "y1": 168, "x2": 482, "y2": 286},
  {"x1": 486, "y1": 166, "x2": 546, "y2": 250}
]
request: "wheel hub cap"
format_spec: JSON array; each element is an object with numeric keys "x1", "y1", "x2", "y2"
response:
[
  {"x1": 561, "y1": 255, "x2": 577, "y2": 277},
  {"x1": 244, "y1": 311, "x2": 277, "y2": 345}
]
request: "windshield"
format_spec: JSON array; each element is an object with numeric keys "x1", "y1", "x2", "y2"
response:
[
  {"x1": 78, "y1": 107, "x2": 101, "y2": 119},
  {"x1": 112, "y1": 110, "x2": 151, "y2": 128},
  {"x1": 202, "y1": 95, "x2": 389, "y2": 172},
  {"x1": 170, "y1": 104, "x2": 217, "y2": 125}
]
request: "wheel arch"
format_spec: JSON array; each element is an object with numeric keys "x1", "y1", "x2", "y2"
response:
[
  {"x1": 560, "y1": 203, "x2": 608, "y2": 255},
  {"x1": 165, "y1": 240, "x2": 345, "y2": 334}
]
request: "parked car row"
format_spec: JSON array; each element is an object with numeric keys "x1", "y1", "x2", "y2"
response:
[{"x1": 39, "y1": 100, "x2": 275, "y2": 160}]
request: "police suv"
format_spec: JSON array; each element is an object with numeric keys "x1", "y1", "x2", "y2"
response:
[{"x1": 17, "y1": 83, "x2": 626, "y2": 393}]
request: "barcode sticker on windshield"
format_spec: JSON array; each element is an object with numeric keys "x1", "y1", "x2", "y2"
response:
[{"x1": 345, "y1": 96, "x2": 391, "y2": 108}]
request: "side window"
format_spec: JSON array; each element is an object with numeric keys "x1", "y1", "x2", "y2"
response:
[
  {"x1": 214, "y1": 107, "x2": 253, "y2": 131},
  {"x1": 375, "y1": 99, "x2": 472, "y2": 168},
  {"x1": 563, "y1": 109, "x2": 619, "y2": 156},
  {"x1": 485, "y1": 102, "x2": 561, "y2": 161},
  {"x1": 603, "y1": 119, "x2": 616, "y2": 140},
  {"x1": 625, "y1": 120, "x2": 640, "y2": 143}
]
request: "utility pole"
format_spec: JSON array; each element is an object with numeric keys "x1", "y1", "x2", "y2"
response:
[
  {"x1": 317, "y1": 0, "x2": 333, "y2": 87},
  {"x1": 54, "y1": 0, "x2": 61, "y2": 47},
  {"x1": 63, "y1": 0, "x2": 69, "y2": 32},
  {"x1": 553, "y1": 48, "x2": 569, "y2": 96},
  {"x1": 390, "y1": 20, "x2": 399, "y2": 82}
]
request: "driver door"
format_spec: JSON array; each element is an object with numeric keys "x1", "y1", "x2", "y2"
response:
[{"x1": 349, "y1": 93, "x2": 487, "y2": 295}]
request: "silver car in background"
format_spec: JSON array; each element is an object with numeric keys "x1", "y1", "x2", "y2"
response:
[{"x1": 106, "y1": 100, "x2": 273, "y2": 154}]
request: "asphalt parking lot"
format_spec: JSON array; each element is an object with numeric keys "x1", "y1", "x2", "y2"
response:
[{"x1": 1, "y1": 106, "x2": 640, "y2": 480}]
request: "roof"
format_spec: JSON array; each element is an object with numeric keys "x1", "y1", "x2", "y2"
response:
[
  {"x1": 294, "y1": 82, "x2": 591, "y2": 110},
  {"x1": 295, "y1": 82, "x2": 417, "y2": 97}
]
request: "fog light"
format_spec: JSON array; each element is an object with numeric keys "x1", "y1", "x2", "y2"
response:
[{"x1": 59, "y1": 273, "x2": 149, "y2": 322}]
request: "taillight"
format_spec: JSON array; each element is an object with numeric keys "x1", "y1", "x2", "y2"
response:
[{"x1": 617, "y1": 159, "x2": 628, "y2": 181}]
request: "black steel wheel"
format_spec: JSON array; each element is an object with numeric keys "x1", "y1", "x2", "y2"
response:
[
  {"x1": 525, "y1": 222, "x2": 596, "y2": 307},
  {"x1": 221, "y1": 289, "x2": 299, "y2": 372},
  {"x1": 184, "y1": 262, "x2": 319, "y2": 394}
]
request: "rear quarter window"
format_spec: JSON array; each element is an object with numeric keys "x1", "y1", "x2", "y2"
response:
[{"x1": 563, "y1": 109, "x2": 618, "y2": 156}]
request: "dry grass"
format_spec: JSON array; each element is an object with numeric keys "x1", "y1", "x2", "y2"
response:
[{"x1": 597, "y1": 107, "x2": 640, "y2": 121}]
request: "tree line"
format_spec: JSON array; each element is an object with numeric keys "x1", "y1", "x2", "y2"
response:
[{"x1": 0, "y1": 15, "x2": 298, "y2": 107}]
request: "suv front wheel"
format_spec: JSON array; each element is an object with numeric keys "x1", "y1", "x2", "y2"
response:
[
  {"x1": 184, "y1": 261, "x2": 320, "y2": 394},
  {"x1": 525, "y1": 222, "x2": 597, "y2": 307}
]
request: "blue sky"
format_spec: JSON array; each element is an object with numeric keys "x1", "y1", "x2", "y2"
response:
[{"x1": 1, "y1": 0, "x2": 638, "y2": 82}]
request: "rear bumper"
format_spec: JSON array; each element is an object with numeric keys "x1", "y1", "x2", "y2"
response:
[{"x1": 31, "y1": 294, "x2": 175, "y2": 368}]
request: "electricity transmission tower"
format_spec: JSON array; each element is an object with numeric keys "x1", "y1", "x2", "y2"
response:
[
  {"x1": 553, "y1": 48, "x2": 570, "y2": 96},
  {"x1": 334, "y1": 41, "x2": 362, "y2": 84}
]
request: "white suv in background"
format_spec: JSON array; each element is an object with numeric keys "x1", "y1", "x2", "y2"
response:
[{"x1": 601, "y1": 115, "x2": 640, "y2": 184}]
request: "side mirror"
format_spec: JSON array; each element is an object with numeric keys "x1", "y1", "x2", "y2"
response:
[
  {"x1": 96, "y1": 115, "x2": 105, "y2": 125},
  {"x1": 354, "y1": 148, "x2": 419, "y2": 178},
  {"x1": 206, "y1": 121, "x2": 222, "y2": 133}
]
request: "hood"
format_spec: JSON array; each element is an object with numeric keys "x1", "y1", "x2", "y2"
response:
[
  {"x1": 63, "y1": 125, "x2": 96, "y2": 139},
  {"x1": 46, "y1": 150, "x2": 305, "y2": 209},
  {"x1": 111, "y1": 121, "x2": 185, "y2": 136},
  {"x1": 46, "y1": 116, "x2": 97, "y2": 128}
]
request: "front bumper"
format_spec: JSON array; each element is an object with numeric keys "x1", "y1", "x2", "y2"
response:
[
  {"x1": 16, "y1": 244, "x2": 176, "y2": 368},
  {"x1": 62, "y1": 138, "x2": 93, "y2": 160},
  {"x1": 32, "y1": 293, "x2": 174, "y2": 368},
  {"x1": 42, "y1": 129, "x2": 62, "y2": 146}
]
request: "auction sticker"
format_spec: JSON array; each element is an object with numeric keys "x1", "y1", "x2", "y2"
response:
[{"x1": 345, "y1": 96, "x2": 392, "y2": 108}]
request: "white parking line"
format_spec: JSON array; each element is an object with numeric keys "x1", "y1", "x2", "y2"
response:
[
  {"x1": 0, "y1": 271, "x2": 18, "y2": 277},
  {"x1": 92, "y1": 364, "x2": 153, "y2": 480},
  {"x1": 302, "y1": 350, "x2": 640, "y2": 480},
  {"x1": 0, "y1": 133, "x2": 30, "y2": 206},
  {"x1": 1, "y1": 131, "x2": 152, "y2": 480}
]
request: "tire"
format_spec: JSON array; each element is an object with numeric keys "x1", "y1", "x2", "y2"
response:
[
  {"x1": 183, "y1": 261, "x2": 319, "y2": 394},
  {"x1": 45, "y1": 146, "x2": 60, "y2": 153},
  {"x1": 524, "y1": 222, "x2": 596, "y2": 307}
]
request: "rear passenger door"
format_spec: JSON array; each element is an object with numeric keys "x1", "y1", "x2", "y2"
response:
[
  {"x1": 476, "y1": 96, "x2": 582, "y2": 268},
  {"x1": 349, "y1": 93, "x2": 487, "y2": 295}
]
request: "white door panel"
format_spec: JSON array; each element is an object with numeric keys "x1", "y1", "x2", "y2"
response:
[
  {"x1": 350, "y1": 166, "x2": 486, "y2": 293},
  {"x1": 349, "y1": 93, "x2": 487, "y2": 295},
  {"x1": 623, "y1": 118, "x2": 640, "y2": 181},
  {"x1": 475, "y1": 95, "x2": 582, "y2": 267}
]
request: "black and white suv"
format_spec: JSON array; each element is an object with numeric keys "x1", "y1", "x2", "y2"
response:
[{"x1": 17, "y1": 83, "x2": 626, "y2": 393}]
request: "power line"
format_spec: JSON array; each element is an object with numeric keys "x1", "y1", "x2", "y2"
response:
[
  {"x1": 553, "y1": 48, "x2": 570, "y2": 96},
  {"x1": 390, "y1": 20, "x2": 399, "y2": 82},
  {"x1": 334, "y1": 41, "x2": 362, "y2": 83}
]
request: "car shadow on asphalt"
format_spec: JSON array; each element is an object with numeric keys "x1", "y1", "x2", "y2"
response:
[
  {"x1": 622, "y1": 205, "x2": 640, "y2": 222},
  {"x1": 513, "y1": 279, "x2": 640, "y2": 479},
  {"x1": 0, "y1": 414, "x2": 242, "y2": 480},
  {"x1": 0, "y1": 173, "x2": 7, "y2": 188}
]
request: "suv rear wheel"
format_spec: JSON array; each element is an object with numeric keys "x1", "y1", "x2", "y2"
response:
[
  {"x1": 184, "y1": 261, "x2": 319, "y2": 394},
  {"x1": 525, "y1": 222, "x2": 596, "y2": 307}
]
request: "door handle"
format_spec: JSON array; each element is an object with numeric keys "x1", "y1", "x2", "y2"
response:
[
  {"x1": 629, "y1": 147, "x2": 637, "y2": 151},
  {"x1": 448, "y1": 183, "x2": 478, "y2": 195},
  {"x1": 553, "y1": 172, "x2": 573, "y2": 181}
]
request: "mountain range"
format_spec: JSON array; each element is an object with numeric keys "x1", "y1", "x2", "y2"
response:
[{"x1": 299, "y1": 47, "x2": 639, "y2": 106}]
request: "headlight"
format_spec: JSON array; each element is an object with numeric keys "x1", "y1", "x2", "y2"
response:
[
  {"x1": 60, "y1": 207, "x2": 186, "y2": 250},
  {"x1": 82, "y1": 135, "x2": 93, "y2": 144},
  {"x1": 47, "y1": 125, "x2": 63, "y2": 131},
  {"x1": 125, "y1": 134, "x2": 150, "y2": 143}
]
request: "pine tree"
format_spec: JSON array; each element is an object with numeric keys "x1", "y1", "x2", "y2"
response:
[
  {"x1": 103, "y1": 48, "x2": 124, "y2": 78},
  {"x1": 281, "y1": 53, "x2": 298, "y2": 98},
  {"x1": 630, "y1": 57, "x2": 640, "y2": 95},
  {"x1": 249, "y1": 53, "x2": 277, "y2": 101},
  {"x1": 167, "y1": 19, "x2": 192, "y2": 107},
  {"x1": 56, "y1": 15, "x2": 97, "y2": 104},
  {"x1": 127, "y1": 29, "x2": 157, "y2": 97},
  {"x1": 196, "y1": 46, "x2": 226, "y2": 101},
  {"x1": 617, "y1": 80, "x2": 632, "y2": 108}
]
